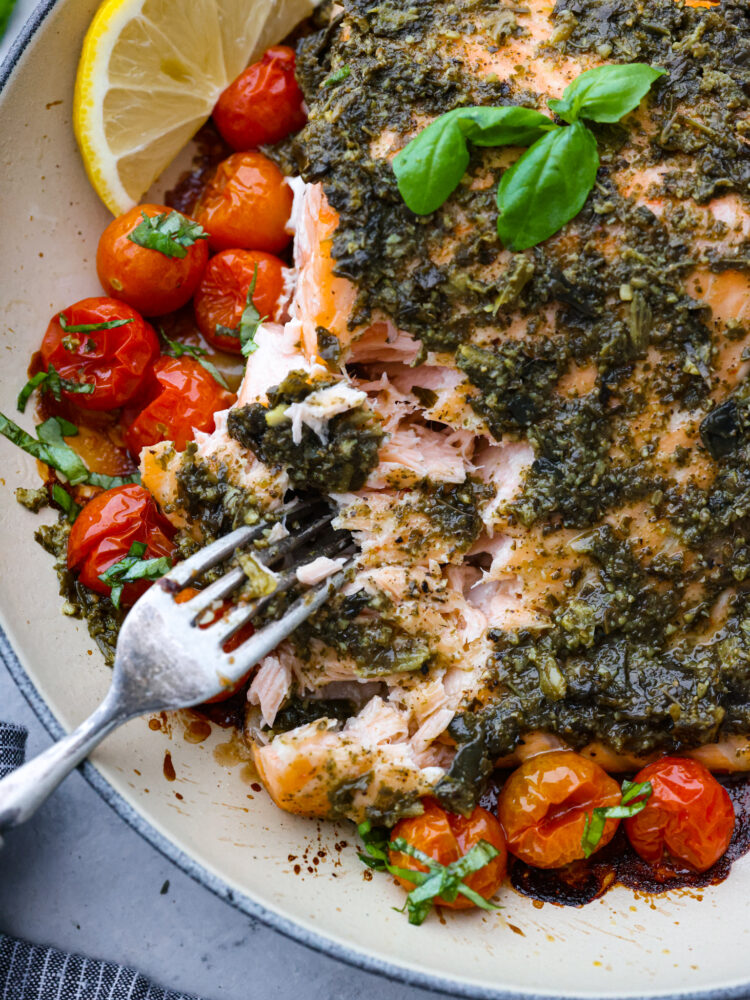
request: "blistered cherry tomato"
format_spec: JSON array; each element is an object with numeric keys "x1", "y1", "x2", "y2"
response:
[
  {"x1": 497, "y1": 751, "x2": 621, "y2": 868},
  {"x1": 96, "y1": 204, "x2": 209, "y2": 317},
  {"x1": 193, "y1": 249, "x2": 286, "y2": 353},
  {"x1": 67, "y1": 485, "x2": 175, "y2": 606},
  {"x1": 174, "y1": 587, "x2": 254, "y2": 700},
  {"x1": 624, "y1": 757, "x2": 735, "y2": 872},
  {"x1": 123, "y1": 356, "x2": 236, "y2": 455},
  {"x1": 213, "y1": 46, "x2": 306, "y2": 150},
  {"x1": 194, "y1": 152, "x2": 293, "y2": 254},
  {"x1": 388, "y1": 799, "x2": 507, "y2": 910},
  {"x1": 40, "y1": 297, "x2": 159, "y2": 411}
]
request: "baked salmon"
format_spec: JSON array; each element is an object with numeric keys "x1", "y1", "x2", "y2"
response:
[{"x1": 142, "y1": 0, "x2": 750, "y2": 822}]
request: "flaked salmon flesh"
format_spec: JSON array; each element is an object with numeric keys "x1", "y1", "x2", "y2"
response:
[{"x1": 142, "y1": 0, "x2": 750, "y2": 822}]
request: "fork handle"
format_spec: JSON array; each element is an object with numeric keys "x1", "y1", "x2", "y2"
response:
[{"x1": 0, "y1": 688, "x2": 124, "y2": 839}]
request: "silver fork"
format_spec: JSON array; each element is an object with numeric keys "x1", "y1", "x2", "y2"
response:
[{"x1": 0, "y1": 504, "x2": 354, "y2": 839}]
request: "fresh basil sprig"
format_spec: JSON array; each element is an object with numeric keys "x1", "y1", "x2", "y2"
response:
[
  {"x1": 17, "y1": 365, "x2": 95, "y2": 412},
  {"x1": 159, "y1": 332, "x2": 230, "y2": 390},
  {"x1": 358, "y1": 821, "x2": 500, "y2": 925},
  {"x1": 127, "y1": 210, "x2": 208, "y2": 260},
  {"x1": 581, "y1": 779, "x2": 653, "y2": 858},
  {"x1": 59, "y1": 314, "x2": 134, "y2": 335},
  {"x1": 216, "y1": 265, "x2": 265, "y2": 357},
  {"x1": 0, "y1": 412, "x2": 139, "y2": 489},
  {"x1": 98, "y1": 540, "x2": 172, "y2": 609},
  {"x1": 393, "y1": 106, "x2": 555, "y2": 216},
  {"x1": 0, "y1": 0, "x2": 19, "y2": 40},
  {"x1": 393, "y1": 62, "x2": 665, "y2": 249}
]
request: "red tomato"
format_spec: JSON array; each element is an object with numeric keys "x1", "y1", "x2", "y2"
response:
[
  {"x1": 497, "y1": 750, "x2": 622, "y2": 868},
  {"x1": 194, "y1": 152, "x2": 293, "y2": 254},
  {"x1": 40, "y1": 298, "x2": 159, "y2": 411},
  {"x1": 193, "y1": 249, "x2": 286, "y2": 353},
  {"x1": 174, "y1": 587, "x2": 254, "y2": 699},
  {"x1": 389, "y1": 799, "x2": 507, "y2": 910},
  {"x1": 67, "y1": 485, "x2": 175, "y2": 606},
  {"x1": 213, "y1": 45, "x2": 306, "y2": 150},
  {"x1": 123, "y1": 356, "x2": 236, "y2": 455},
  {"x1": 96, "y1": 204, "x2": 209, "y2": 317},
  {"x1": 624, "y1": 757, "x2": 735, "y2": 872}
]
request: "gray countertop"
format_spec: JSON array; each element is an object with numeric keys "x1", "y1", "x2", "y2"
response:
[{"x1": 0, "y1": 5, "x2": 438, "y2": 997}]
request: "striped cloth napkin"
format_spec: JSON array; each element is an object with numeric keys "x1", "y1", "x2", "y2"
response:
[{"x1": 0, "y1": 722, "x2": 202, "y2": 1000}]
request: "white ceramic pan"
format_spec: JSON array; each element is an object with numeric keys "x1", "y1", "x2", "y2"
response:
[{"x1": 2, "y1": 3, "x2": 750, "y2": 997}]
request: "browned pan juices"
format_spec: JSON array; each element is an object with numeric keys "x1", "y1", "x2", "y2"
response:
[{"x1": 482, "y1": 774, "x2": 750, "y2": 907}]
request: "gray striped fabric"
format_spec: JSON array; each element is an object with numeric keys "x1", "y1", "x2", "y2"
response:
[{"x1": 0, "y1": 723, "x2": 202, "y2": 1000}]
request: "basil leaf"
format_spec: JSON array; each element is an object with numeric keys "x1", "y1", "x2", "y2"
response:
[
  {"x1": 99, "y1": 540, "x2": 171, "y2": 609},
  {"x1": 59, "y1": 314, "x2": 134, "y2": 334},
  {"x1": 159, "y1": 333, "x2": 230, "y2": 390},
  {"x1": 323, "y1": 65, "x2": 351, "y2": 87},
  {"x1": 497, "y1": 121, "x2": 599, "y2": 251},
  {"x1": 581, "y1": 780, "x2": 653, "y2": 858},
  {"x1": 127, "y1": 210, "x2": 208, "y2": 259},
  {"x1": 0, "y1": 0, "x2": 19, "y2": 40},
  {"x1": 217, "y1": 267, "x2": 265, "y2": 357},
  {"x1": 548, "y1": 63, "x2": 666, "y2": 124},
  {"x1": 52, "y1": 483, "x2": 81, "y2": 523},
  {"x1": 393, "y1": 106, "x2": 555, "y2": 216},
  {"x1": 0, "y1": 411, "x2": 138, "y2": 489},
  {"x1": 17, "y1": 365, "x2": 95, "y2": 412},
  {"x1": 35, "y1": 418, "x2": 90, "y2": 485}
]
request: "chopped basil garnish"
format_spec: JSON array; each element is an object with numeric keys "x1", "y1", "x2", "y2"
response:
[
  {"x1": 17, "y1": 365, "x2": 95, "y2": 412},
  {"x1": 159, "y1": 332, "x2": 230, "y2": 390},
  {"x1": 127, "y1": 210, "x2": 208, "y2": 260},
  {"x1": 358, "y1": 821, "x2": 500, "y2": 925},
  {"x1": 581, "y1": 779, "x2": 653, "y2": 858},
  {"x1": 216, "y1": 265, "x2": 265, "y2": 357},
  {"x1": 52, "y1": 483, "x2": 80, "y2": 523},
  {"x1": 58, "y1": 314, "x2": 134, "y2": 334},
  {"x1": 0, "y1": 412, "x2": 139, "y2": 489},
  {"x1": 98, "y1": 540, "x2": 172, "y2": 609},
  {"x1": 323, "y1": 65, "x2": 351, "y2": 87},
  {"x1": 393, "y1": 62, "x2": 665, "y2": 249}
]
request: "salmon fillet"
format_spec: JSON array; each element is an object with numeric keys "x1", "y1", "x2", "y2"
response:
[{"x1": 143, "y1": 0, "x2": 750, "y2": 822}]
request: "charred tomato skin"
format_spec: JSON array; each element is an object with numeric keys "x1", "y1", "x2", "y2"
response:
[
  {"x1": 213, "y1": 46, "x2": 307, "y2": 150},
  {"x1": 67, "y1": 484, "x2": 175, "y2": 606},
  {"x1": 194, "y1": 152, "x2": 293, "y2": 254},
  {"x1": 624, "y1": 757, "x2": 735, "y2": 873},
  {"x1": 389, "y1": 799, "x2": 507, "y2": 909},
  {"x1": 193, "y1": 248, "x2": 286, "y2": 353},
  {"x1": 123, "y1": 355, "x2": 236, "y2": 456},
  {"x1": 40, "y1": 297, "x2": 159, "y2": 411},
  {"x1": 497, "y1": 750, "x2": 622, "y2": 869},
  {"x1": 96, "y1": 204, "x2": 209, "y2": 316}
]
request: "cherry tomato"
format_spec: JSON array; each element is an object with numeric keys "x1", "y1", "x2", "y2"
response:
[
  {"x1": 174, "y1": 587, "x2": 254, "y2": 699},
  {"x1": 67, "y1": 485, "x2": 175, "y2": 606},
  {"x1": 389, "y1": 799, "x2": 507, "y2": 910},
  {"x1": 40, "y1": 298, "x2": 159, "y2": 411},
  {"x1": 194, "y1": 152, "x2": 293, "y2": 254},
  {"x1": 213, "y1": 45, "x2": 307, "y2": 150},
  {"x1": 624, "y1": 757, "x2": 735, "y2": 872},
  {"x1": 123, "y1": 356, "x2": 236, "y2": 455},
  {"x1": 497, "y1": 750, "x2": 622, "y2": 868},
  {"x1": 96, "y1": 204, "x2": 209, "y2": 317},
  {"x1": 193, "y1": 249, "x2": 286, "y2": 353}
]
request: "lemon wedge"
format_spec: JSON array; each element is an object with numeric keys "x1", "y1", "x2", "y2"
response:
[{"x1": 74, "y1": 0, "x2": 318, "y2": 216}]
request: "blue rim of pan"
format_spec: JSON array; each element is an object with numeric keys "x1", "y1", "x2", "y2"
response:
[{"x1": 2, "y1": 5, "x2": 750, "y2": 999}]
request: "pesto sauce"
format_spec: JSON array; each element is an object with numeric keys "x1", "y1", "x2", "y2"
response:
[{"x1": 227, "y1": 371, "x2": 384, "y2": 493}]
